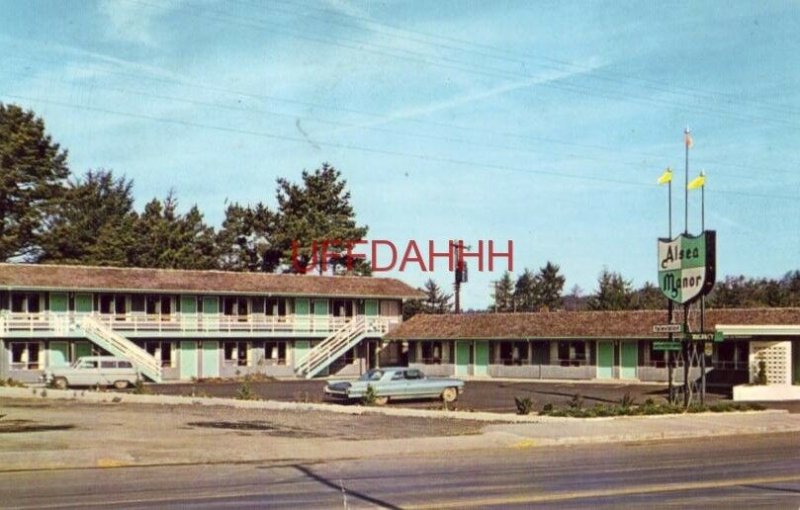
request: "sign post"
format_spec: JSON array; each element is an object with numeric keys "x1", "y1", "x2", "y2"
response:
[{"x1": 656, "y1": 130, "x2": 716, "y2": 406}]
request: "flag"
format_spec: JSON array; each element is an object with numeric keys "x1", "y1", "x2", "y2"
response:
[
  {"x1": 657, "y1": 168, "x2": 673, "y2": 185},
  {"x1": 687, "y1": 172, "x2": 705, "y2": 190},
  {"x1": 684, "y1": 131, "x2": 694, "y2": 149}
]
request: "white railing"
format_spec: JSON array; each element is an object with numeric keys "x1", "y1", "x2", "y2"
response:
[
  {"x1": 295, "y1": 316, "x2": 396, "y2": 378},
  {"x1": 0, "y1": 311, "x2": 401, "y2": 336},
  {"x1": 79, "y1": 317, "x2": 162, "y2": 382}
]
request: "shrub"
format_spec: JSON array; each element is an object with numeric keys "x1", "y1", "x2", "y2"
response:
[
  {"x1": 540, "y1": 403, "x2": 554, "y2": 415},
  {"x1": 755, "y1": 360, "x2": 768, "y2": 385},
  {"x1": 514, "y1": 396, "x2": 533, "y2": 415},
  {"x1": 361, "y1": 384, "x2": 378, "y2": 406},
  {"x1": 236, "y1": 379, "x2": 257, "y2": 400},
  {"x1": 619, "y1": 392, "x2": 636, "y2": 409},
  {"x1": 132, "y1": 378, "x2": 149, "y2": 395},
  {"x1": 0, "y1": 378, "x2": 26, "y2": 388},
  {"x1": 569, "y1": 393, "x2": 584, "y2": 410}
]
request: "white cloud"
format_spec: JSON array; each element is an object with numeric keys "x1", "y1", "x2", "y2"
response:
[{"x1": 97, "y1": 0, "x2": 177, "y2": 46}]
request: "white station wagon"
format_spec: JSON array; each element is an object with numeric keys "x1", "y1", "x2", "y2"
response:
[{"x1": 43, "y1": 356, "x2": 139, "y2": 389}]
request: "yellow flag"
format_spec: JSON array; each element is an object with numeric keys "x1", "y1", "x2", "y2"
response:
[
  {"x1": 687, "y1": 173, "x2": 705, "y2": 190},
  {"x1": 657, "y1": 168, "x2": 673, "y2": 185}
]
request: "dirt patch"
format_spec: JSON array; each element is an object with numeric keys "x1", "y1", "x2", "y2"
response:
[
  {"x1": 187, "y1": 420, "x2": 326, "y2": 438},
  {"x1": 0, "y1": 419, "x2": 75, "y2": 433}
]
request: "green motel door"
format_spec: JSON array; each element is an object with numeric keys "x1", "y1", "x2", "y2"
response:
[
  {"x1": 597, "y1": 341, "x2": 613, "y2": 379},
  {"x1": 180, "y1": 341, "x2": 198, "y2": 380},
  {"x1": 473, "y1": 342, "x2": 489, "y2": 376},
  {"x1": 620, "y1": 341, "x2": 638, "y2": 380},
  {"x1": 455, "y1": 341, "x2": 470, "y2": 377},
  {"x1": 201, "y1": 341, "x2": 219, "y2": 378}
]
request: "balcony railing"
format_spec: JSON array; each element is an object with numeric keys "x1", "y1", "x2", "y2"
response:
[{"x1": 0, "y1": 311, "x2": 400, "y2": 336}]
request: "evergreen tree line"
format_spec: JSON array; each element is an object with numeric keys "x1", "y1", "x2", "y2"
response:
[
  {"x1": 0, "y1": 103, "x2": 367, "y2": 274},
  {"x1": 406, "y1": 267, "x2": 800, "y2": 319}
]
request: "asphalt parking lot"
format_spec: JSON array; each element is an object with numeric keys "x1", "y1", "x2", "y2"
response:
[{"x1": 145, "y1": 379, "x2": 771, "y2": 413}]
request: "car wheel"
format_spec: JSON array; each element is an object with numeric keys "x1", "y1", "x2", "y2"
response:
[
  {"x1": 441, "y1": 387, "x2": 458, "y2": 403},
  {"x1": 113, "y1": 380, "x2": 129, "y2": 390},
  {"x1": 53, "y1": 377, "x2": 68, "y2": 390},
  {"x1": 373, "y1": 396, "x2": 389, "y2": 406}
]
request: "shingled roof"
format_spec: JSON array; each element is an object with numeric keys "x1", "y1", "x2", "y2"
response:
[
  {"x1": 385, "y1": 308, "x2": 800, "y2": 339},
  {"x1": 0, "y1": 263, "x2": 424, "y2": 299}
]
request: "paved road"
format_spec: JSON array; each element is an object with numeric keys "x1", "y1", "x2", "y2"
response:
[
  {"x1": 149, "y1": 379, "x2": 799, "y2": 413},
  {"x1": 5, "y1": 433, "x2": 799, "y2": 509}
]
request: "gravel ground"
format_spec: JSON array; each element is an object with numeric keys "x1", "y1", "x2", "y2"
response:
[{"x1": 0, "y1": 397, "x2": 486, "y2": 441}]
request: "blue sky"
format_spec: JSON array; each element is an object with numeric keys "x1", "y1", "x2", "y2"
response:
[{"x1": 1, "y1": 1, "x2": 798, "y2": 309}]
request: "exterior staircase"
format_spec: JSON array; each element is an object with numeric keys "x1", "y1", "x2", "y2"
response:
[
  {"x1": 295, "y1": 316, "x2": 380, "y2": 379},
  {"x1": 79, "y1": 317, "x2": 163, "y2": 382}
]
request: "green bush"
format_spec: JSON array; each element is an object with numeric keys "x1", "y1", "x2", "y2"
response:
[
  {"x1": 514, "y1": 396, "x2": 533, "y2": 415},
  {"x1": 236, "y1": 379, "x2": 257, "y2": 400},
  {"x1": 755, "y1": 360, "x2": 768, "y2": 385},
  {"x1": 0, "y1": 378, "x2": 26, "y2": 388},
  {"x1": 132, "y1": 378, "x2": 150, "y2": 395},
  {"x1": 568, "y1": 393, "x2": 584, "y2": 410},
  {"x1": 361, "y1": 384, "x2": 378, "y2": 406},
  {"x1": 619, "y1": 392, "x2": 636, "y2": 409}
]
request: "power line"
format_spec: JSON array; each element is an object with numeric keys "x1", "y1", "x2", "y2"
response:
[
  {"x1": 123, "y1": 0, "x2": 800, "y2": 129},
  {"x1": 6, "y1": 52, "x2": 797, "y2": 179},
  {"x1": 269, "y1": 0, "x2": 800, "y2": 119},
  {"x1": 3, "y1": 91, "x2": 796, "y2": 202}
]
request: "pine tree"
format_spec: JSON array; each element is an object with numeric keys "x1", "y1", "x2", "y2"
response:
[
  {"x1": 491, "y1": 271, "x2": 516, "y2": 312},
  {"x1": 588, "y1": 269, "x2": 636, "y2": 311},
  {"x1": 38, "y1": 169, "x2": 137, "y2": 265},
  {"x1": 0, "y1": 103, "x2": 69, "y2": 261},
  {"x1": 273, "y1": 163, "x2": 368, "y2": 274},
  {"x1": 536, "y1": 261, "x2": 566, "y2": 311}
]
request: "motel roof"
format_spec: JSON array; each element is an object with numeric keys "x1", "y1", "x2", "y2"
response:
[
  {"x1": 385, "y1": 308, "x2": 800, "y2": 340},
  {"x1": 0, "y1": 263, "x2": 424, "y2": 300}
]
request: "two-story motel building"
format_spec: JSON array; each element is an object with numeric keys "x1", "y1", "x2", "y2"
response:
[
  {"x1": 2, "y1": 263, "x2": 800, "y2": 399},
  {"x1": 0, "y1": 263, "x2": 421, "y2": 383}
]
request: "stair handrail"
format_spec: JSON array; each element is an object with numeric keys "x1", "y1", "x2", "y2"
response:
[
  {"x1": 297, "y1": 316, "x2": 370, "y2": 377},
  {"x1": 79, "y1": 316, "x2": 161, "y2": 380}
]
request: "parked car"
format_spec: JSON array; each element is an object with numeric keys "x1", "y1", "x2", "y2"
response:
[
  {"x1": 324, "y1": 367, "x2": 464, "y2": 405},
  {"x1": 42, "y1": 356, "x2": 139, "y2": 389}
]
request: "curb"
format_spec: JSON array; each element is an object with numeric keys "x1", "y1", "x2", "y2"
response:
[{"x1": 0, "y1": 386, "x2": 790, "y2": 423}]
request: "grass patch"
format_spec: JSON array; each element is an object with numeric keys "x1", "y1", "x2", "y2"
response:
[{"x1": 539, "y1": 400, "x2": 765, "y2": 417}]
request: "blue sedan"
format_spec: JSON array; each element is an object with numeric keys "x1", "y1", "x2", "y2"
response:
[{"x1": 324, "y1": 367, "x2": 465, "y2": 405}]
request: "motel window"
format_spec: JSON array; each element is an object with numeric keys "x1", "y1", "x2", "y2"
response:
[
  {"x1": 265, "y1": 298, "x2": 289, "y2": 317},
  {"x1": 223, "y1": 297, "x2": 249, "y2": 317},
  {"x1": 144, "y1": 341, "x2": 174, "y2": 368},
  {"x1": 497, "y1": 341, "x2": 530, "y2": 366},
  {"x1": 331, "y1": 300, "x2": 354, "y2": 317},
  {"x1": 10, "y1": 293, "x2": 40, "y2": 314},
  {"x1": 10, "y1": 342, "x2": 42, "y2": 370},
  {"x1": 131, "y1": 295, "x2": 145, "y2": 313},
  {"x1": 224, "y1": 341, "x2": 250, "y2": 366},
  {"x1": 714, "y1": 340, "x2": 747, "y2": 370},
  {"x1": 263, "y1": 341, "x2": 287, "y2": 365},
  {"x1": 557, "y1": 341, "x2": 588, "y2": 366},
  {"x1": 145, "y1": 296, "x2": 172, "y2": 316},
  {"x1": 421, "y1": 341, "x2": 447, "y2": 364},
  {"x1": 251, "y1": 297, "x2": 265, "y2": 315},
  {"x1": 648, "y1": 344, "x2": 667, "y2": 368}
]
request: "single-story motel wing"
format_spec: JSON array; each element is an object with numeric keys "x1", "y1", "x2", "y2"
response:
[{"x1": 1, "y1": 263, "x2": 799, "y2": 400}]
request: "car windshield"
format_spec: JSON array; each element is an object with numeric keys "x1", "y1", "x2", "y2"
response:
[{"x1": 358, "y1": 369, "x2": 384, "y2": 381}]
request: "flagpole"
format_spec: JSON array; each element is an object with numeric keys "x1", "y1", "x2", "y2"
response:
[
  {"x1": 668, "y1": 178, "x2": 672, "y2": 238},
  {"x1": 701, "y1": 174, "x2": 705, "y2": 232},
  {"x1": 684, "y1": 127, "x2": 690, "y2": 234}
]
